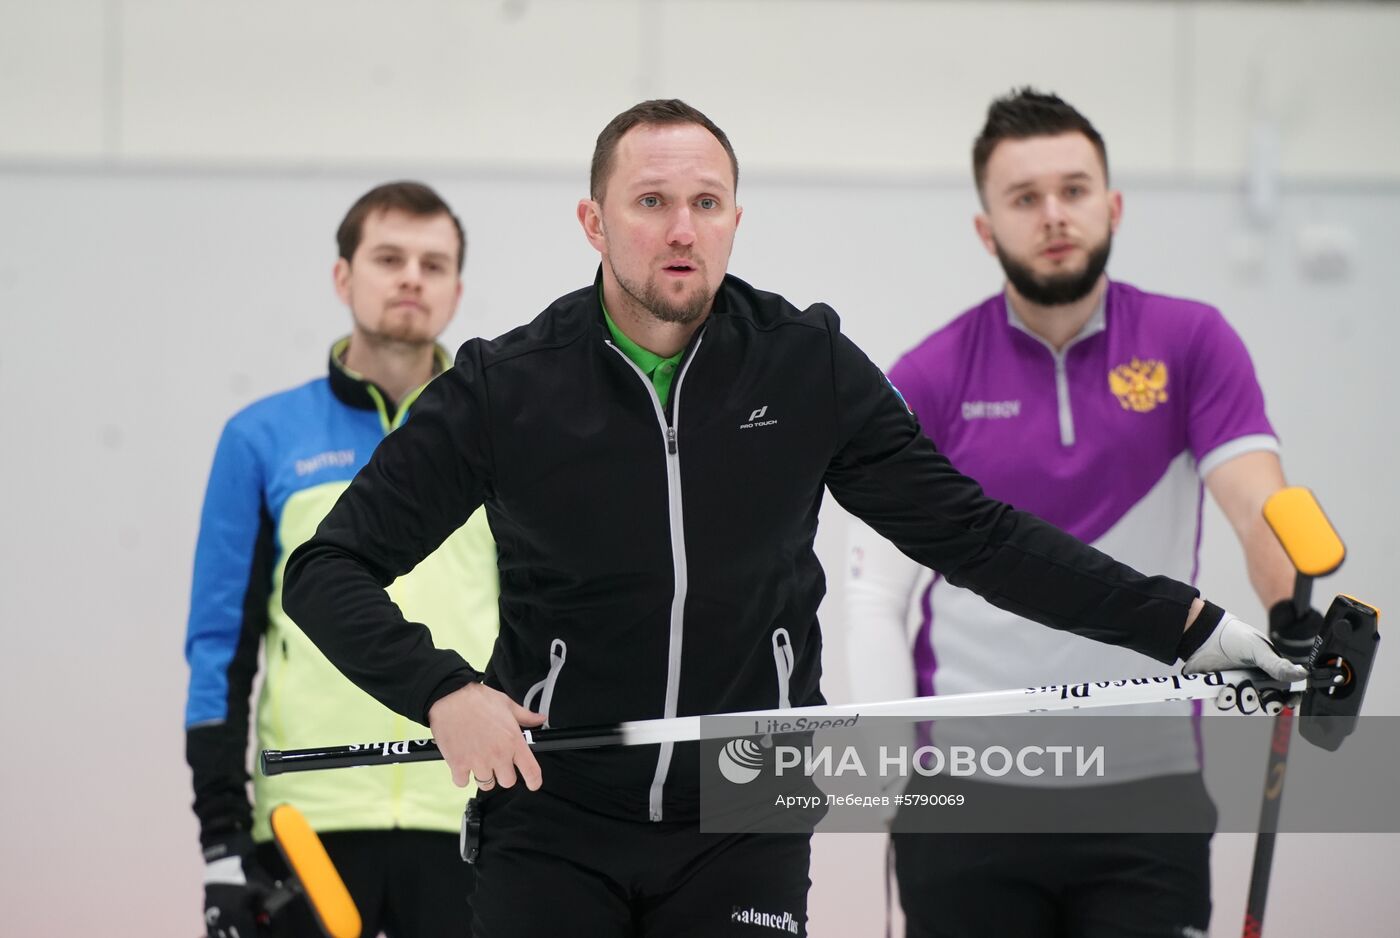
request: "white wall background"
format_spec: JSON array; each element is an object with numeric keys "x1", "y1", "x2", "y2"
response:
[{"x1": 2, "y1": 1, "x2": 1397, "y2": 935}]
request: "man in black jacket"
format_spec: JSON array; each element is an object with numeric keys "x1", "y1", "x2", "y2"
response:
[{"x1": 283, "y1": 99, "x2": 1304, "y2": 938}]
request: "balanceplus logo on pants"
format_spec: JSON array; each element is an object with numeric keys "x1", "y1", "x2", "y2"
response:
[{"x1": 732, "y1": 906, "x2": 799, "y2": 934}]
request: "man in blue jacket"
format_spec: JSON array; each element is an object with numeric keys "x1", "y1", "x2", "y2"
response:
[{"x1": 186, "y1": 182, "x2": 498, "y2": 937}]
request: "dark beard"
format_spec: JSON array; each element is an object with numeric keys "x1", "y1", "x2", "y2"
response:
[
  {"x1": 610, "y1": 258, "x2": 713, "y2": 325},
  {"x1": 996, "y1": 234, "x2": 1112, "y2": 306}
]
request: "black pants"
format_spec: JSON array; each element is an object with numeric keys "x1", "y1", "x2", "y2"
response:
[
  {"x1": 471, "y1": 785, "x2": 812, "y2": 937},
  {"x1": 256, "y1": 829, "x2": 472, "y2": 937},
  {"x1": 891, "y1": 776, "x2": 1213, "y2": 938}
]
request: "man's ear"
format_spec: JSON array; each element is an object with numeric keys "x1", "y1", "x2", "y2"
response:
[
  {"x1": 578, "y1": 199, "x2": 606, "y2": 253},
  {"x1": 332, "y1": 257, "x2": 352, "y2": 304},
  {"x1": 973, "y1": 214, "x2": 997, "y2": 257}
]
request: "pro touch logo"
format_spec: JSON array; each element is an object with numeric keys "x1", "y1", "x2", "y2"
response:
[
  {"x1": 739, "y1": 405, "x2": 778, "y2": 430},
  {"x1": 718, "y1": 738, "x2": 765, "y2": 784},
  {"x1": 732, "y1": 906, "x2": 799, "y2": 934}
]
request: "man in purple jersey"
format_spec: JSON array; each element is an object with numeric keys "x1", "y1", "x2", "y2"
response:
[{"x1": 846, "y1": 89, "x2": 1323, "y2": 937}]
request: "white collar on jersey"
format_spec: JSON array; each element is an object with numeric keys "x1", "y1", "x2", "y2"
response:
[{"x1": 1003, "y1": 284, "x2": 1108, "y2": 354}]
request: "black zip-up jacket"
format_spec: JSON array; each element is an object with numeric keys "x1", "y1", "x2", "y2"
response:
[{"x1": 283, "y1": 273, "x2": 1198, "y2": 821}]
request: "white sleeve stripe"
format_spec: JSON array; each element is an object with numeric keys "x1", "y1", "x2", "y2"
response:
[{"x1": 1197, "y1": 434, "x2": 1279, "y2": 478}]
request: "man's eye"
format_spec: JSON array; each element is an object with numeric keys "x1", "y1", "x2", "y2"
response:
[
  {"x1": 640, "y1": 196, "x2": 661, "y2": 208},
  {"x1": 377, "y1": 255, "x2": 402, "y2": 266},
  {"x1": 1065, "y1": 186, "x2": 1084, "y2": 198},
  {"x1": 697, "y1": 197, "x2": 718, "y2": 210},
  {"x1": 1015, "y1": 194, "x2": 1036, "y2": 207}
]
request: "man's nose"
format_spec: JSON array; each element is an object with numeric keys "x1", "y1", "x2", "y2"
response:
[
  {"x1": 1041, "y1": 195, "x2": 1067, "y2": 226},
  {"x1": 667, "y1": 206, "x2": 697, "y2": 246},
  {"x1": 400, "y1": 259, "x2": 424, "y2": 288}
]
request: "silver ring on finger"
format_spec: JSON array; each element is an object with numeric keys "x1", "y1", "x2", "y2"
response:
[{"x1": 477, "y1": 773, "x2": 496, "y2": 789}]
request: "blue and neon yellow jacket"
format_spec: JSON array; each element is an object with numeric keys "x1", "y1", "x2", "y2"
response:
[{"x1": 184, "y1": 339, "x2": 498, "y2": 845}]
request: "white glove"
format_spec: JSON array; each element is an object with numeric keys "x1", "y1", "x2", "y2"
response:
[{"x1": 1181, "y1": 611, "x2": 1308, "y2": 683}]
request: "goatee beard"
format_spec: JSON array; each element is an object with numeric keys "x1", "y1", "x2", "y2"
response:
[
  {"x1": 611, "y1": 259, "x2": 713, "y2": 326},
  {"x1": 996, "y1": 234, "x2": 1112, "y2": 306},
  {"x1": 359, "y1": 321, "x2": 435, "y2": 349}
]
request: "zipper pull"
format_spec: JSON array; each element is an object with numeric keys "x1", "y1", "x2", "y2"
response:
[{"x1": 667, "y1": 426, "x2": 677, "y2": 455}]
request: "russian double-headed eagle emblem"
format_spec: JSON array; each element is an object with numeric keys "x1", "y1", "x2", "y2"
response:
[{"x1": 1108, "y1": 358, "x2": 1168, "y2": 412}]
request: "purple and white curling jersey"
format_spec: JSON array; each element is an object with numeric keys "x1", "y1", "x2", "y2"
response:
[{"x1": 847, "y1": 281, "x2": 1276, "y2": 784}]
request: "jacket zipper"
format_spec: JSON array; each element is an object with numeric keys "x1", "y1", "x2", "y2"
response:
[
  {"x1": 772, "y1": 628, "x2": 794, "y2": 710},
  {"x1": 1010, "y1": 326, "x2": 1099, "y2": 448},
  {"x1": 523, "y1": 639, "x2": 568, "y2": 728},
  {"x1": 324, "y1": 358, "x2": 438, "y2": 826},
  {"x1": 1006, "y1": 296, "x2": 1104, "y2": 448},
  {"x1": 362, "y1": 382, "x2": 426, "y2": 824},
  {"x1": 605, "y1": 333, "x2": 703, "y2": 821}
]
